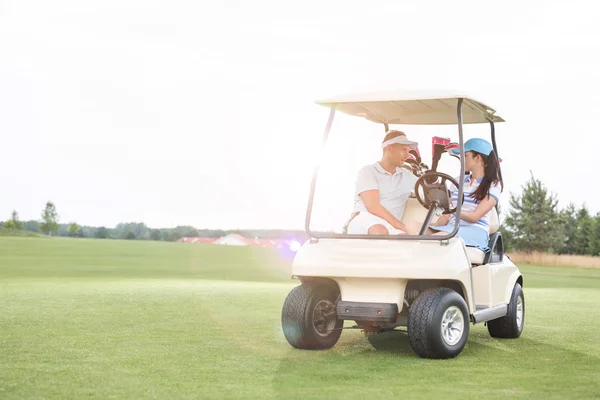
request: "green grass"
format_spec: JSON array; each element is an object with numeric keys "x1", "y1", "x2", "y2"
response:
[{"x1": 1, "y1": 237, "x2": 599, "y2": 399}]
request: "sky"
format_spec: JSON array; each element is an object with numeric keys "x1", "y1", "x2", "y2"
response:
[{"x1": 1, "y1": 0, "x2": 599, "y2": 231}]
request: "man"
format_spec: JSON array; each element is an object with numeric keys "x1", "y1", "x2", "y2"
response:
[{"x1": 345, "y1": 130, "x2": 419, "y2": 235}]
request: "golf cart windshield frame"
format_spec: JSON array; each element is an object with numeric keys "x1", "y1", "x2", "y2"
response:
[{"x1": 305, "y1": 98, "x2": 500, "y2": 241}]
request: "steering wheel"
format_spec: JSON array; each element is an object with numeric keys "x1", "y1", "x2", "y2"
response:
[{"x1": 414, "y1": 171, "x2": 462, "y2": 215}]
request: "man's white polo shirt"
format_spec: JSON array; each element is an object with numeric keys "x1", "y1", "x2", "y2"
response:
[{"x1": 352, "y1": 162, "x2": 417, "y2": 221}]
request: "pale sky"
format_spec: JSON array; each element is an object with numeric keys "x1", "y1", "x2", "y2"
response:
[{"x1": 1, "y1": 0, "x2": 599, "y2": 231}]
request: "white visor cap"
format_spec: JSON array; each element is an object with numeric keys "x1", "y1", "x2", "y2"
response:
[{"x1": 381, "y1": 134, "x2": 418, "y2": 149}]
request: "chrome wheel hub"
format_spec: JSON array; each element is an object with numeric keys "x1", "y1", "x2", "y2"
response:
[
  {"x1": 441, "y1": 306, "x2": 465, "y2": 346},
  {"x1": 313, "y1": 299, "x2": 337, "y2": 337},
  {"x1": 516, "y1": 295, "x2": 524, "y2": 329}
]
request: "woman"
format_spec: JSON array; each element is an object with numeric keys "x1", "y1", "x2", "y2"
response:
[{"x1": 411, "y1": 138, "x2": 503, "y2": 251}]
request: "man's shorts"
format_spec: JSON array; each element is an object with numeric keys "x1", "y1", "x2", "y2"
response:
[{"x1": 346, "y1": 211, "x2": 406, "y2": 235}]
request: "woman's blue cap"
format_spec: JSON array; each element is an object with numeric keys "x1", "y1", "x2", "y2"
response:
[{"x1": 450, "y1": 138, "x2": 493, "y2": 156}]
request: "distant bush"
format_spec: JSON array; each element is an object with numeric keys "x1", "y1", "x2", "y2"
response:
[{"x1": 0, "y1": 228, "x2": 47, "y2": 238}]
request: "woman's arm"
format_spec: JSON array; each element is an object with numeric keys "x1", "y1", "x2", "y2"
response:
[{"x1": 460, "y1": 196, "x2": 497, "y2": 223}]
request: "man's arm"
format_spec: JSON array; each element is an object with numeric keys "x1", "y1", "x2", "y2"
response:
[
  {"x1": 431, "y1": 213, "x2": 451, "y2": 226},
  {"x1": 359, "y1": 190, "x2": 407, "y2": 231}
]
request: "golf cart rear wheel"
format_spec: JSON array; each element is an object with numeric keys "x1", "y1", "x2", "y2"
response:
[
  {"x1": 487, "y1": 283, "x2": 524, "y2": 338},
  {"x1": 407, "y1": 288, "x2": 469, "y2": 359},
  {"x1": 281, "y1": 283, "x2": 343, "y2": 350}
]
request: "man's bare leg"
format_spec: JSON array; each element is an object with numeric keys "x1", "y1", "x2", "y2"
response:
[
  {"x1": 367, "y1": 224, "x2": 407, "y2": 235},
  {"x1": 404, "y1": 220, "x2": 420, "y2": 235},
  {"x1": 368, "y1": 224, "x2": 389, "y2": 235}
]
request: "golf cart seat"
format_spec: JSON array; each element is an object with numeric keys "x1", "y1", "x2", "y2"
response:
[
  {"x1": 467, "y1": 207, "x2": 501, "y2": 265},
  {"x1": 466, "y1": 247, "x2": 486, "y2": 264},
  {"x1": 401, "y1": 197, "x2": 501, "y2": 265}
]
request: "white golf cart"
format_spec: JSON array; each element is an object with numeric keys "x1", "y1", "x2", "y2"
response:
[{"x1": 281, "y1": 92, "x2": 524, "y2": 359}]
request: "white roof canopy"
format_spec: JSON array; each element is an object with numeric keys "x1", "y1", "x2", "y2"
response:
[{"x1": 316, "y1": 91, "x2": 504, "y2": 125}]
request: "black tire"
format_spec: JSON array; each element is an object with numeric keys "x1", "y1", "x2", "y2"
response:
[
  {"x1": 281, "y1": 283, "x2": 343, "y2": 350},
  {"x1": 407, "y1": 288, "x2": 470, "y2": 359},
  {"x1": 487, "y1": 283, "x2": 524, "y2": 338}
]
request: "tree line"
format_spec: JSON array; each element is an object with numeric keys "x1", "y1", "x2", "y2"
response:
[
  {"x1": 1, "y1": 174, "x2": 597, "y2": 254},
  {"x1": 500, "y1": 173, "x2": 599, "y2": 255},
  {"x1": 0, "y1": 202, "x2": 310, "y2": 242}
]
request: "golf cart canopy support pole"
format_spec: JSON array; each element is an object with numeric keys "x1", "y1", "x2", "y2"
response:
[
  {"x1": 304, "y1": 108, "x2": 336, "y2": 235},
  {"x1": 487, "y1": 118, "x2": 503, "y2": 183},
  {"x1": 304, "y1": 99, "x2": 467, "y2": 241}
]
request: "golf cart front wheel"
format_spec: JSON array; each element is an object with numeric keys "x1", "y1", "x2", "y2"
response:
[
  {"x1": 281, "y1": 283, "x2": 343, "y2": 350},
  {"x1": 407, "y1": 288, "x2": 470, "y2": 359},
  {"x1": 487, "y1": 283, "x2": 524, "y2": 338}
]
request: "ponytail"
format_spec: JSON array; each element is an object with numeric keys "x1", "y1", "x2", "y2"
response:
[{"x1": 471, "y1": 150, "x2": 503, "y2": 202}]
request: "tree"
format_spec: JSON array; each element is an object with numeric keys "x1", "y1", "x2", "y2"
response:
[
  {"x1": 164, "y1": 231, "x2": 180, "y2": 242},
  {"x1": 22, "y1": 220, "x2": 39, "y2": 232},
  {"x1": 58, "y1": 224, "x2": 69, "y2": 237},
  {"x1": 496, "y1": 204, "x2": 513, "y2": 252},
  {"x1": 114, "y1": 222, "x2": 149, "y2": 240},
  {"x1": 10, "y1": 210, "x2": 23, "y2": 230},
  {"x1": 3, "y1": 210, "x2": 23, "y2": 230},
  {"x1": 589, "y1": 214, "x2": 600, "y2": 256},
  {"x1": 118, "y1": 227, "x2": 135, "y2": 240},
  {"x1": 149, "y1": 229, "x2": 162, "y2": 241},
  {"x1": 572, "y1": 205, "x2": 593, "y2": 255},
  {"x1": 39, "y1": 202, "x2": 59, "y2": 235},
  {"x1": 498, "y1": 225, "x2": 514, "y2": 253},
  {"x1": 560, "y1": 203, "x2": 578, "y2": 254},
  {"x1": 2, "y1": 220, "x2": 14, "y2": 229},
  {"x1": 67, "y1": 222, "x2": 81, "y2": 237},
  {"x1": 504, "y1": 172, "x2": 565, "y2": 253},
  {"x1": 95, "y1": 227, "x2": 109, "y2": 239},
  {"x1": 79, "y1": 226, "x2": 91, "y2": 238}
]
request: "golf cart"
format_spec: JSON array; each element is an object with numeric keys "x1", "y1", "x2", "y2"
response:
[{"x1": 281, "y1": 92, "x2": 524, "y2": 359}]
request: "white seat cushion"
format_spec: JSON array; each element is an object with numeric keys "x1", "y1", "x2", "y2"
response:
[
  {"x1": 489, "y1": 207, "x2": 499, "y2": 234},
  {"x1": 401, "y1": 196, "x2": 430, "y2": 225},
  {"x1": 466, "y1": 246, "x2": 486, "y2": 265}
]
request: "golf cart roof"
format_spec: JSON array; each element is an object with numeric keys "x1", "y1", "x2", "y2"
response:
[{"x1": 316, "y1": 91, "x2": 505, "y2": 125}]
